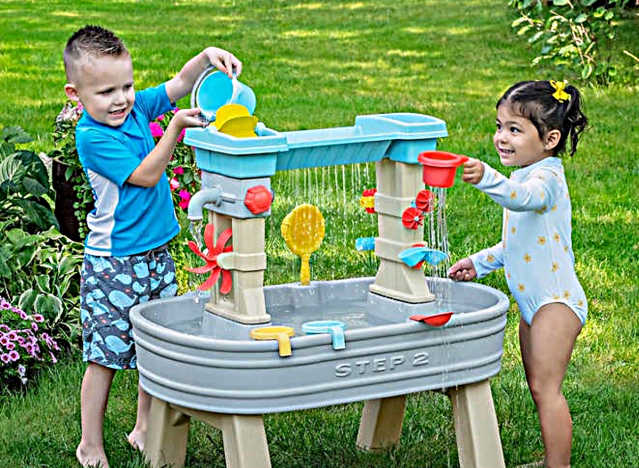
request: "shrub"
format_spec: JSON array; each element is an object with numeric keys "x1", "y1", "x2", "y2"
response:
[{"x1": 509, "y1": 0, "x2": 635, "y2": 85}]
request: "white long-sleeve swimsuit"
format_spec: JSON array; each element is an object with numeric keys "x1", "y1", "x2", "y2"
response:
[{"x1": 469, "y1": 157, "x2": 587, "y2": 325}]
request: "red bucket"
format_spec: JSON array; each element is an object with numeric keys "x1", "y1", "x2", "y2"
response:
[{"x1": 417, "y1": 151, "x2": 469, "y2": 188}]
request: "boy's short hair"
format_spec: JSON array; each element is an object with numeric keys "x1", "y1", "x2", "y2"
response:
[{"x1": 64, "y1": 25, "x2": 129, "y2": 83}]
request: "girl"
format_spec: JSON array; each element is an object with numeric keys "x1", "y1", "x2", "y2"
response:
[{"x1": 448, "y1": 80, "x2": 588, "y2": 468}]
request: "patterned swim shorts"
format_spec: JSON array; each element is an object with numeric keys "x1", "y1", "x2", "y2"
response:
[{"x1": 80, "y1": 246, "x2": 178, "y2": 369}]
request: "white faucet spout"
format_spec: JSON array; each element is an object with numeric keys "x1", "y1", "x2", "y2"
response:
[{"x1": 187, "y1": 186, "x2": 223, "y2": 221}]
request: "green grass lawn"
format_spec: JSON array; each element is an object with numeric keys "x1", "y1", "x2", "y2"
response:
[{"x1": 1, "y1": 0, "x2": 638, "y2": 467}]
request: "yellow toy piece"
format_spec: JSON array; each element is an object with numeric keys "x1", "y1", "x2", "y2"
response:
[
  {"x1": 281, "y1": 204, "x2": 325, "y2": 286},
  {"x1": 214, "y1": 104, "x2": 258, "y2": 138},
  {"x1": 249, "y1": 326, "x2": 295, "y2": 357}
]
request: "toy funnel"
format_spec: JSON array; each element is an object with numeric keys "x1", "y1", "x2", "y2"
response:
[
  {"x1": 191, "y1": 67, "x2": 256, "y2": 122},
  {"x1": 417, "y1": 151, "x2": 468, "y2": 188}
]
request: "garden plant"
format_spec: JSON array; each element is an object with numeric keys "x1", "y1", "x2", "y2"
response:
[{"x1": 0, "y1": 0, "x2": 638, "y2": 467}]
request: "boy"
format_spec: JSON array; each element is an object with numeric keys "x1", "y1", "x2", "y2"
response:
[{"x1": 63, "y1": 25, "x2": 242, "y2": 468}]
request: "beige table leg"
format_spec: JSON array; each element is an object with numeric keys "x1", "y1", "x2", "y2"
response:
[
  {"x1": 447, "y1": 380, "x2": 505, "y2": 468},
  {"x1": 144, "y1": 397, "x2": 191, "y2": 468},
  {"x1": 173, "y1": 405, "x2": 271, "y2": 468},
  {"x1": 356, "y1": 395, "x2": 407, "y2": 450}
]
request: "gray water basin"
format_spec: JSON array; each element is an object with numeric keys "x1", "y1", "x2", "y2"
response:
[{"x1": 130, "y1": 277, "x2": 509, "y2": 414}]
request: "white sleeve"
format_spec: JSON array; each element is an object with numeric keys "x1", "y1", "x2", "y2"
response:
[
  {"x1": 469, "y1": 241, "x2": 504, "y2": 279},
  {"x1": 475, "y1": 162, "x2": 559, "y2": 213}
]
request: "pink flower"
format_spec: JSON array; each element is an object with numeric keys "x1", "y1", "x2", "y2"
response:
[
  {"x1": 149, "y1": 122, "x2": 164, "y2": 138},
  {"x1": 8, "y1": 350, "x2": 19, "y2": 361},
  {"x1": 0, "y1": 354, "x2": 9, "y2": 363},
  {"x1": 33, "y1": 314, "x2": 44, "y2": 323},
  {"x1": 6, "y1": 342, "x2": 14, "y2": 350},
  {"x1": 178, "y1": 190, "x2": 191, "y2": 210},
  {"x1": 170, "y1": 178, "x2": 180, "y2": 191},
  {"x1": 177, "y1": 128, "x2": 186, "y2": 143},
  {"x1": 50, "y1": 352, "x2": 57, "y2": 364},
  {"x1": 173, "y1": 166, "x2": 184, "y2": 175},
  {"x1": 156, "y1": 114, "x2": 164, "y2": 121},
  {"x1": 31, "y1": 323, "x2": 38, "y2": 332}
]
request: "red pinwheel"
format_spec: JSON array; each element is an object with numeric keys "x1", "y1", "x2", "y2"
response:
[
  {"x1": 402, "y1": 207, "x2": 424, "y2": 230},
  {"x1": 186, "y1": 224, "x2": 233, "y2": 293},
  {"x1": 415, "y1": 189, "x2": 435, "y2": 213}
]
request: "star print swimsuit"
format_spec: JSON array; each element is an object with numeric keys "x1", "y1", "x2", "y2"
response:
[{"x1": 469, "y1": 157, "x2": 587, "y2": 326}]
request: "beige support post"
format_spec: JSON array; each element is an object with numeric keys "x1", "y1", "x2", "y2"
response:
[
  {"x1": 370, "y1": 159, "x2": 434, "y2": 303},
  {"x1": 172, "y1": 405, "x2": 272, "y2": 468},
  {"x1": 205, "y1": 212, "x2": 271, "y2": 324},
  {"x1": 144, "y1": 397, "x2": 191, "y2": 468},
  {"x1": 356, "y1": 395, "x2": 407, "y2": 450},
  {"x1": 447, "y1": 381, "x2": 506, "y2": 468}
]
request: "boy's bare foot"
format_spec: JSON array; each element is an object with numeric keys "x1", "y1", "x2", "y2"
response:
[
  {"x1": 76, "y1": 445, "x2": 109, "y2": 468},
  {"x1": 127, "y1": 430, "x2": 145, "y2": 452}
]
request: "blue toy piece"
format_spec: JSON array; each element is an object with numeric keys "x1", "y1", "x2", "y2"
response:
[
  {"x1": 301, "y1": 320, "x2": 346, "y2": 350},
  {"x1": 355, "y1": 237, "x2": 376, "y2": 251},
  {"x1": 184, "y1": 113, "x2": 448, "y2": 179},
  {"x1": 398, "y1": 246, "x2": 448, "y2": 268},
  {"x1": 191, "y1": 68, "x2": 257, "y2": 121}
]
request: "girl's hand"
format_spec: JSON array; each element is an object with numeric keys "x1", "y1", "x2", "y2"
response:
[
  {"x1": 462, "y1": 157, "x2": 485, "y2": 185},
  {"x1": 447, "y1": 257, "x2": 477, "y2": 282},
  {"x1": 203, "y1": 47, "x2": 242, "y2": 78}
]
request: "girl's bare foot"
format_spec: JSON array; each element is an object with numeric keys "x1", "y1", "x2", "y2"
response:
[
  {"x1": 76, "y1": 444, "x2": 109, "y2": 468},
  {"x1": 127, "y1": 430, "x2": 145, "y2": 452}
]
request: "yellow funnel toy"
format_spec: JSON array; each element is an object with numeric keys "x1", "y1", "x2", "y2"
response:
[
  {"x1": 281, "y1": 204, "x2": 325, "y2": 286},
  {"x1": 250, "y1": 326, "x2": 295, "y2": 357},
  {"x1": 214, "y1": 104, "x2": 258, "y2": 138}
]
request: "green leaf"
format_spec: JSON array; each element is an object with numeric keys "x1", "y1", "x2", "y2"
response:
[
  {"x1": 581, "y1": 0, "x2": 597, "y2": 6},
  {"x1": 18, "y1": 289, "x2": 39, "y2": 313},
  {"x1": 22, "y1": 177, "x2": 48, "y2": 197},
  {"x1": 553, "y1": 0, "x2": 569, "y2": 5},
  {"x1": 34, "y1": 293, "x2": 63, "y2": 322},
  {"x1": 58, "y1": 254, "x2": 81, "y2": 277},
  {"x1": 582, "y1": 63, "x2": 594, "y2": 79},
  {"x1": 529, "y1": 31, "x2": 545, "y2": 43},
  {"x1": 574, "y1": 13, "x2": 588, "y2": 24},
  {"x1": 36, "y1": 274, "x2": 50, "y2": 292},
  {"x1": 517, "y1": 25, "x2": 531, "y2": 35}
]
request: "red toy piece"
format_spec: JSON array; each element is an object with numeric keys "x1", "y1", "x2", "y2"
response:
[
  {"x1": 418, "y1": 151, "x2": 469, "y2": 188},
  {"x1": 186, "y1": 224, "x2": 233, "y2": 293},
  {"x1": 402, "y1": 207, "x2": 423, "y2": 229},
  {"x1": 410, "y1": 312, "x2": 453, "y2": 327},
  {"x1": 415, "y1": 189, "x2": 435, "y2": 212},
  {"x1": 244, "y1": 185, "x2": 273, "y2": 214}
]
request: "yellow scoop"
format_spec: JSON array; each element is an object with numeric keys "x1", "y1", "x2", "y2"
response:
[
  {"x1": 281, "y1": 204, "x2": 325, "y2": 285},
  {"x1": 250, "y1": 326, "x2": 295, "y2": 357},
  {"x1": 214, "y1": 104, "x2": 258, "y2": 138}
]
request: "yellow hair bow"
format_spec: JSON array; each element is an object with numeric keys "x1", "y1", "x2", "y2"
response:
[{"x1": 550, "y1": 80, "x2": 571, "y2": 103}]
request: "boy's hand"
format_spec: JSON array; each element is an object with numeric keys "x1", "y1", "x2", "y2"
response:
[
  {"x1": 203, "y1": 47, "x2": 242, "y2": 78},
  {"x1": 172, "y1": 108, "x2": 209, "y2": 130},
  {"x1": 447, "y1": 258, "x2": 477, "y2": 282},
  {"x1": 461, "y1": 157, "x2": 484, "y2": 185}
]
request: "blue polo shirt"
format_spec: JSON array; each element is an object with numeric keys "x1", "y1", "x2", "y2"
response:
[{"x1": 75, "y1": 83, "x2": 180, "y2": 256}]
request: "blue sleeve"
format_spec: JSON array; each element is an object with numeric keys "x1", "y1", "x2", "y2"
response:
[
  {"x1": 135, "y1": 83, "x2": 174, "y2": 122},
  {"x1": 475, "y1": 162, "x2": 559, "y2": 213},
  {"x1": 76, "y1": 128, "x2": 140, "y2": 187}
]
